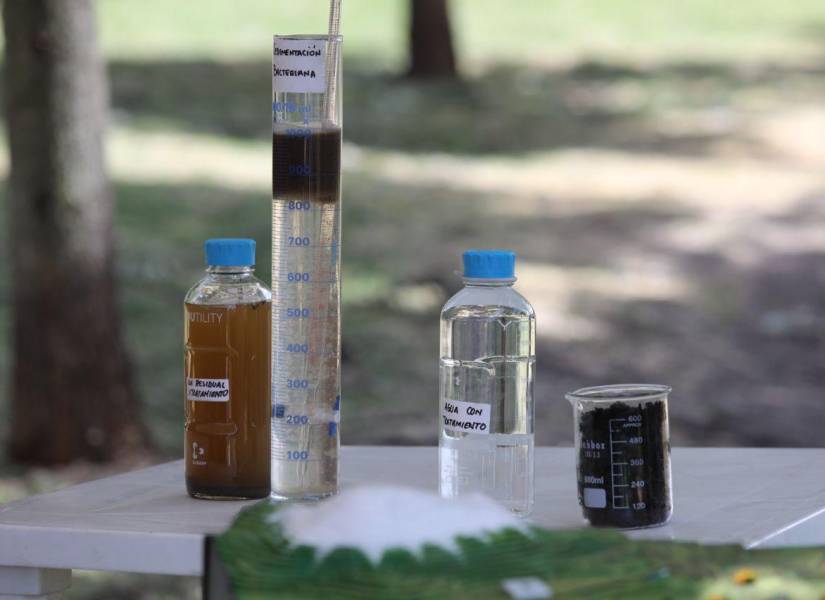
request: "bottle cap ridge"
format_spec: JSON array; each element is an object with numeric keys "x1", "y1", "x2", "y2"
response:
[
  {"x1": 205, "y1": 238, "x2": 256, "y2": 267},
  {"x1": 462, "y1": 250, "x2": 516, "y2": 280}
]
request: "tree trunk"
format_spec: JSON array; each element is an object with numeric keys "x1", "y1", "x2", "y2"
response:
[
  {"x1": 408, "y1": 0, "x2": 458, "y2": 78},
  {"x1": 3, "y1": 0, "x2": 149, "y2": 464}
]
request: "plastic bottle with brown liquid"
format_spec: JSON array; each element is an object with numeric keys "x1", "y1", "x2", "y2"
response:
[{"x1": 184, "y1": 239, "x2": 271, "y2": 499}]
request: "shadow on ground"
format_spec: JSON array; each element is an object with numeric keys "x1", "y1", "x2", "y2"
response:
[
  {"x1": 85, "y1": 171, "x2": 825, "y2": 451},
  {"x1": 108, "y1": 57, "x2": 825, "y2": 156},
  {"x1": 3, "y1": 55, "x2": 824, "y2": 459},
  {"x1": 344, "y1": 174, "x2": 825, "y2": 448}
]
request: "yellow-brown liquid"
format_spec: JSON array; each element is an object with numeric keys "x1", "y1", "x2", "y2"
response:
[{"x1": 184, "y1": 301, "x2": 271, "y2": 499}]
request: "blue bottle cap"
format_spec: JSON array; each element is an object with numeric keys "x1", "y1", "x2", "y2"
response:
[
  {"x1": 462, "y1": 250, "x2": 516, "y2": 280},
  {"x1": 204, "y1": 239, "x2": 256, "y2": 267}
]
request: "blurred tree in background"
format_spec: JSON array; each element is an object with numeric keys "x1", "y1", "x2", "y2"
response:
[
  {"x1": 408, "y1": 0, "x2": 457, "y2": 78},
  {"x1": 3, "y1": 0, "x2": 149, "y2": 465}
]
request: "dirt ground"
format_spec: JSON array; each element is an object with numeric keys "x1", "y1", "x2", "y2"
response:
[
  {"x1": 88, "y1": 57, "x2": 825, "y2": 450},
  {"x1": 0, "y1": 57, "x2": 822, "y2": 466},
  {"x1": 334, "y1": 60, "x2": 825, "y2": 448}
]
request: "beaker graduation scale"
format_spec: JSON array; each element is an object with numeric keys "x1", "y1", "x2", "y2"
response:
[{"x1": 271, "y1": 34, "x2": 342, "y2": 499}]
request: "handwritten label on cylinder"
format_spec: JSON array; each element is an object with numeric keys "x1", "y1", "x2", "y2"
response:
[
  {"x1": 187, "y1": 378, "x2": 230, "y2": 402},
  {"x1": 272, "y1": 38, "x2": 327, "y2": 94},
  {"x1": 442, "y1": 400, "x2": 491, "y2": 434}
]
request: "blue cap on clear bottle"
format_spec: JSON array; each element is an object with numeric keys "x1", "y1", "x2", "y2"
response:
[
  {"x1": 462, "y1": 249, "x2": 516, "y2": 281},
  {"x1": 204, "y1": 239, "x2": 256, "y2": 267}
]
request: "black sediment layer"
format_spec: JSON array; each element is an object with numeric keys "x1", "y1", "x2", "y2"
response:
[{"x1": 272, "y1": 128, "x2": 341, "y2": 202}]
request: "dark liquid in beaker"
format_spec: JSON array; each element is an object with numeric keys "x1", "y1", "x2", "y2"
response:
[
  {"x1": 577, "y1": 399, "x2": 671, "y2": 528},
  {"x1": 272, "y1": 127, "x2": 341, "y2": 202},
  {"x1": 184, "y1": 301, "x2": 271, "y2": 499}
]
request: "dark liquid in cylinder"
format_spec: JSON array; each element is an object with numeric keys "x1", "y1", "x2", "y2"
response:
[
  {"x1": 272, "y1": 127, "x2": 341, "y2": 202},
  {"x1": 184, "y1": 301, "x2": 271, "y2": 499}
]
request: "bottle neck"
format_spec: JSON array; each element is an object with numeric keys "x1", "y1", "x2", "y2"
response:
[
  {"x1": 462, "y1": 278, "x2": 515, "y2": 288},
  {"x1": 206, "y1": 265, "x2": 255, "y2": 280}
]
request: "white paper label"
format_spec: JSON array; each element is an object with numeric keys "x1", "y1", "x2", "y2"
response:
[
  {"x1": 187, "y1": 378, "x2": 230, "y2": 402},
  {"x1": 583, "y1": 487, "x2": 607, "y2": 509},
  {"x1": 272, "y1": 38, "x2": 326, "y2": 93},
  {"x1": 441, "y1": 400, "x2": 491, "y2": 433}
]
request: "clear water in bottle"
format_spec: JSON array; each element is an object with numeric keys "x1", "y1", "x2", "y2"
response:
[{"x1": 439, "y1": 250, "x2": 536, "y2": 516}]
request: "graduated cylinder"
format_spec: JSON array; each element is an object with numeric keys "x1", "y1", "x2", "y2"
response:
[{"x1": 271, "y1": 34, "x2": 342, "y2": 499}]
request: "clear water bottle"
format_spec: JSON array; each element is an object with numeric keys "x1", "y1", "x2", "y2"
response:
[{"x1": 438, "y1": 250, "x2": 536, "y2": 515}]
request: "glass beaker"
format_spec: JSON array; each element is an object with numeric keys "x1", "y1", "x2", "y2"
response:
[
  {"x1": 271, "y1": 34, "x2": 342, "y2": 500},
  {"x1": 567, "y1": 384, "x2": 672, "y2": 528}
]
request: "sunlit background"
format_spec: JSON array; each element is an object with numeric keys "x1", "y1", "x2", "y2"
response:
[{"x1": 1, "y1": 1, "x2": 825, "y2": 596}]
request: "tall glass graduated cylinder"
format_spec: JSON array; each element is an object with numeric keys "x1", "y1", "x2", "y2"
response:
[
  {"x1": 439, "y1": 250, "x2": 536, "y2": 515},
  {"x1": 271, "y1": 34, "x2": 342, "y2": 499}
]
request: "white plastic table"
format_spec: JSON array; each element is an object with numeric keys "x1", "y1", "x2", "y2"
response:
[{"x1": 2, "y1": 446, "x2": 825, "y2": 598}]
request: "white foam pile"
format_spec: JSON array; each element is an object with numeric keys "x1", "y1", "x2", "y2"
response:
[{"x1": 272, "y1": 485, "x2": 524, "y2": 562}]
